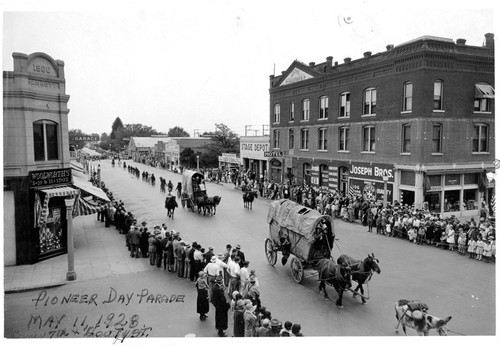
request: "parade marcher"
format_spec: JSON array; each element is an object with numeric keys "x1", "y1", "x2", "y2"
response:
[
  {"x1": 211, "y1": 276, "x2": 230, "y2": 337},
  {"x1": 195, "y1": 271, "x2": 209, "y2": 321},
  {"x1": 176, "y1": 182, "x2": 182, "y2": 199},
  {"x1": 233, "y1": 299, "x2": 245, "y2": 337}
]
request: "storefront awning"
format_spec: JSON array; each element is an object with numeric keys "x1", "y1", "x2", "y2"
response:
[
  {"x1": 72, "y1": 174, "x2": 110, "y2": 202},
  {"x1": 73, "y1": 196, "x2": 109, "y2": 217},
  {"x1": 33, "y1": 186, "x2": 79, "y2": 227},
  {"x1": 475, "y1": 84, "x2": 495, "y2": 99}
]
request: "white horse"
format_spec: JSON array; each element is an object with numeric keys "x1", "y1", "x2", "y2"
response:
[{"x1": 395, "y1": 299, "x2": 452, "y2": 336}]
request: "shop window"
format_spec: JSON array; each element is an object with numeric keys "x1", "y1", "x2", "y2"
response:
[
  {"x1": 319, "y1": 164, "x2": 329, "y2": 187},
  {"x1": 445, "y1": 174, "x2": 460, "y2": 186},
  {"x1": 463, "y1": 173, "x2": 479, "y2": 185},
  {"x1": 463, "y1": 189, "x2": 478, "y2": 210},
  {"x1": 400, "y1": 170, "x2": 415, "y2": 186},
  {"x1": 444, "y1": 190, "x2": 460, "y2": 212},
  {"x1": 424, "y1": 191, "x2": 441, "y2": 213},
  {"x1": 400, "y1": 190, "x2": 415, "y2": 206},
  {"x1": 303, "y1": 163, "x2": 311, "y2": 185},
  {"x1": 33, "y1": 120, "x2": 59, "y2": 161}
]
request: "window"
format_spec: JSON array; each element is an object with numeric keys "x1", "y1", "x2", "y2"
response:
[
  {"x1": 288, "y1": 129, "x2": 294, "y2": 149},
  {"x1": 434, "y1": 80, "x2": 443, "y2": 110},
  {"x1": 403, "y1": 82, "x2": 412, "y2": 112},
  {"x1": 300, "y1": 128, "x2": 309, "y2": 150},
  {"x1": 33, "y1": 120, "x2": 59, "y2": 161},
  {"x1": 319, "y1": 96, "x2": 328, "y2": 119},
  {"x1": 318, "y1": 128, "x2": 327, "y2": 150},
  {"x1": 339, "y1": 127, "x2": 349, "y2": 151},
  {"x1": 339, "y1": 92, "x2": 350, "y2": 117},
  {"x1": 302, "y1": 99, "x2": 310, "y2": 121},
  {"x1": 273, "y1": 104, "x2": 280, "y2": 123},
  {"x1": 363, "y1": 88, "x2": 376, "y2": 115},
  {"x1": 474, "y1": 83, "x2": 494, "y2": 112},
  {"x1": 289, "y1": 102, "x2": 295, "y2": 122},
  {"x1": 432, "y1": 124, "x2": 442, "y2": 153},
  {"x1": 273, "y1": 129, "x2": 280, "y2": 149},
  {"x1": 401, "y1": 124, "x2": 411, "y2": 153},
  {"x1": 472, "y1": 124, "x2": 488, "y2": 153},
  {"x1": 362, "y1": 126, "x2": 375, "y2": 152}
]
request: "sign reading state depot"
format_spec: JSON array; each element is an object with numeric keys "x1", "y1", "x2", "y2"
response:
[{"x1": 348, "y1": 162, "x2": 394, "y2": 182}]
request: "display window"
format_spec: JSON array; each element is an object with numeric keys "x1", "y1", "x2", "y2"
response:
[
  {"x1": 444, "y1": 190, "x2": 460, "y2": 212},
  {"x1": 39, "y1": 206, "x2": 65, "y2": 255}
]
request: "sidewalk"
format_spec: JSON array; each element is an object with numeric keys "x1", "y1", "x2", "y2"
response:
[{"x1": 4, "y1": 215, "x2": 153, "y2": 293}]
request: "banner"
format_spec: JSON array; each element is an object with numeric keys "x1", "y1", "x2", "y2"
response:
[{"x1": 349, "y1": 178, "x2": 393, "y2": 204}]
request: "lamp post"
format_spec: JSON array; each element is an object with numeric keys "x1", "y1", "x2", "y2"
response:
[
  {"x1": 196, "y1": 156, "x2": 200, "y2": 171},
  {"x1": 383, "y1": 175, "x2": 388, "y2": 208},
  {"x1": 97, "y1": 164, "x2": 101, "y2": 188}
]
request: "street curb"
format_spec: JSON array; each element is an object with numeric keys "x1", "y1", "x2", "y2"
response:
[{"x1": 5, "y1": 282, "x2": 67, "y2": 294}]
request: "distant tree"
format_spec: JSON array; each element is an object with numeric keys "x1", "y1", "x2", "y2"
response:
[
  {"x1": 98, "y1": 132, "x2": 110, "y2": 150},
  {"x1": 123, "y1": 124, "x2": 165, "y2": 137},
  {"x1": 110, "y1": 117, "x2": 124, "y2": 139},
  {"x1": 69, "y1": 129, "x2": 100, "y2": 149},
  {"x1": 167, "y1": 126, "x2": 190, "y2": 137},
  {"x1": 179, "y1": 147, "x2": 197, "y2": 168},
  {"x1": 202, "y1": 123, "x2": 240, "y2": 157}
]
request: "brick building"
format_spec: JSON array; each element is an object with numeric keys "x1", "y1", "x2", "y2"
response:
[{"x1": 268, "y1": 33, "x2": 495, "y2": 219}]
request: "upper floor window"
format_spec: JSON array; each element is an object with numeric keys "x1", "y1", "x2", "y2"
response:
[
  {"x1": 474, "y1": 83, "x2": 494, "y2": 112},
  {"x1": 300, "y1": 128, "x2": 309, "y2": 150},
  {"x1": 302, "y1": 99, "x2": 310, "y2": 121},
  {"x1": 472, "y1": 124, "x2": 489, "y2": 153},
  {"x1": 363, "y1": 88, "x2": 376, "y2": 115},
  {"x1": 33, "y1": 120, "x2": 59, "y2": 161},
  {"x1": 362, "y1": 125, "x2": 375, "y2": 152},
  {"x1": 273, "y1": 129, "x2": 280, "y2": 149},
  {"x1": 339, "y1": 92, "x2": 350, "y2": 118},
  {"x1": 318, "y1": 128, "x2": 327, "y2": 150},
  {"x1": 319, "y1": 96, "x2": 329, "y2": 119},
  {"x1": 339, "y1": 127, "x2": 349, "y2": 151},
  {"x1": 403, "y1": 82, "x2": 413, "y2": 112},
  {"x1": 288, "y1": 129, "x2": 294, "y2": 149},
  {"x1": 289, "y1": 102, "x2": 295, "y2": 122},
  {"x1": 401, "y1": 124, "x2": 411, "y2": 153},
  {"x1": 432, "y1": 123, "x2": 443, "y2": 153},
  {"x1": 434, "y1": 80, "x2": 444, "y2": 110},
  {"x1": 273, "y1": 104, "x2": 281, "y2": 123}
]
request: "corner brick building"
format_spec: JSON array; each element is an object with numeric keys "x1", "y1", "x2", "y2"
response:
[{"x1": 268, "y1": 33, "x2": 495, "y2": 219}]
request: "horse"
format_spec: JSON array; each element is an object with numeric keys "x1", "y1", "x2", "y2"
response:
[
  {"x1": 243, "y1": 191, "x2": 258, "y2": 209},
  {"x1": 195, "y1": 196, "x2": 207, "y2": 214},
  {"x1": 337, "y1": 253, "x2": 381, "y2": 304},
  {"x1": 165, "y1": 195, "x2": 178, "y2": 219},
  {"x1": 316, "y1": 258, "x2": 352, "y2": 309},
  {"x1": 395, "y1": 299, "x2": 452, "y2": 336},
  {"x1": 203, "y1": 196, "x2": 221, "y2": 215}
]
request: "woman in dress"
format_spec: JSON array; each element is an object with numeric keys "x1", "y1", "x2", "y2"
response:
[{"x1": 195, "y1": 271, "x2": 209, "y2": 320}]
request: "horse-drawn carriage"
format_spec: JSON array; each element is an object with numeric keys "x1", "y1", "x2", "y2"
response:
[
  {"x1": 265, "y1": 199, "x2": 335, "y2": 283},
  {"x1": 181, "y1": 169, "x2": 221, "y2": 215},
  {"x1": 265, "y1": 199, "x2": 381, "y2": 308}
]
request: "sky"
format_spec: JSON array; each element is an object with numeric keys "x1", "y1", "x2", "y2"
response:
[{"x1": 1, "y1": 0, "x2": 497, "y2": 138}]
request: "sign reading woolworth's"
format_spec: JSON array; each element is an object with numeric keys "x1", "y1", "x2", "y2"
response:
[{"x1": 29, "y1": 168, "x2": 72, "y2": 188}]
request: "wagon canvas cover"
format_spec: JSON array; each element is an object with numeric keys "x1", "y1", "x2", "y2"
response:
[
  {"x1": 182, "y1": 170, "x2": 204, "y2": 199},
  {"x1": 267, "y1": 199, "x2": 334, "y2": 261}
]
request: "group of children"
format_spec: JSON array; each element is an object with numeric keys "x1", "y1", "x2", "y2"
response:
[{"x1": 465, "y1": 234, "x2": 495, "y2": 262}]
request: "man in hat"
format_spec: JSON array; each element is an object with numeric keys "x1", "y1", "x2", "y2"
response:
[
  {"x1": 222, "y1": 244, "x2": 232, "y2": 286},
  {"x1": 176, "y1": 241, "x2": 186, "y2": 277},
  {"x1": 239, "y1": 261, "x2": 250, "y2": 295},
  {"x1": 193, "y1": 243, "x2": 204, "y2": 280},
  {"x1": 256, "y1": 318, "x2": 270, "y2": 337},
  {"x1": 204, "y1": 256, "x2": 221, "y2": 298},
  {"x1": 204, "y1": 246, "x2": 215, "y2": 266},
  {"x1": 234, "y1": 245, "x2": 245, "y2": 267},
  {"x1": 188, "y1": 242, "x2": 198, "y2": 281},
  {"x1": 130, "y1": 226, "x2": 141, "y2": 258},
  {"x1": 172, "y1": 231, "x2": 180, "y2": 272},
  {"x1": 269, "y1": 319, "x2": 282, "y2": 337},
  {"x1": 215, "y1": 253, "x2": 228, "y2": 277},
  {"x1": 211, "y1": 275, "x2": 230, "y2": 337},
  {"x1": 244, "y1": 303, "x2": 258, "y2": 337},
  {"x1": 184, "y1": 243, "x2": 192, "y2": 278},
  {"x1": 227, "y1": 256, "x2": 241, "y2": 295},
  {"x1": 233, "y1": 299, "x2": 245, "y2": 337}
]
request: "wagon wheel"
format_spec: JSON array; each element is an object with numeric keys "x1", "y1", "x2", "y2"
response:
[
  {"x1": 290, "y1": 257, "x2": 304, "y2": 283},
  {"x1": 265, "y1": 238, "x2": 277, "y2": 266}
]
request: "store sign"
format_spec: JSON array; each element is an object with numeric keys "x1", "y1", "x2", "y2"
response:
[
  {"x1": 349, "y1": 179, "x2": 393, "y2": 203},
  {"x1": 29, "y1": 168, "x2": 72, "y2": 187},
  {"x1": 348, "y1": 162, "x2": 394, "y2": 182},
  {"x1": 72, "y1": 135, "x2": 99, "y2": 141},
  {"x1": 264, "y1": 151, "x2": 284, "y2": 158},
  {"x1": 241, "y1": 143, "x2": 269, "y2": 152}
]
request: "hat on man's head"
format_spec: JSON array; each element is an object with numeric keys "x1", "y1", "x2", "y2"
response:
[
  {"x1": 141, "y1": 221, "x2": 147, "y2": 225},
  {"x1": 208, "y1": 246, "x2": 214, "y2": 251},
  {"x1": 210, "y1": 256, "x2": 217, "y2": 263},
  {"x1": 245, "y1": 303, "x2": 256, "y2": 312},
  {"x1": 236, "y1": 244, "x2": 241, "y2": 249},
  {"x1": 262, "y1": 319, "x2": 270, "y2": 327},
  {"x1": 270, "y1": 319, "x2": 281, "y2": 327},
  {"x1": 236, "y1": 300, "x2": 245, "y2": 307}
]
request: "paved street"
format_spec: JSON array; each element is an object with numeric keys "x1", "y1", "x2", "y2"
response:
[{"x1": 4, "y1": 159, "x2": 495, "y2": 338}]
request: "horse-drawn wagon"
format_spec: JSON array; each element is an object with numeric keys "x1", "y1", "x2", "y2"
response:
[
  {"x1": 181, "y1": 169, "x2": 221, "y2": 215},
  {"x1": 265, "y1": 199, "x2": 335, "y2": 283}
]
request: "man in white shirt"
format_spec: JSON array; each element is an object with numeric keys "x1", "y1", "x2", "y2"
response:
[
  {"x1": 227, "y1": 256, "x2": 241, "y2": 295},
  {"x1": 239, "y1": 261, "x2": 250, "y2": 295}
]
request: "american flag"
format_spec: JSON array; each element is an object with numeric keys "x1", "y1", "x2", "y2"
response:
[{"x1": 348, "y1": 185, "x2": 356, "y2": 198}]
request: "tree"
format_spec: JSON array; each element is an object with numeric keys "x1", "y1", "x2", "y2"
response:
[
  {"x1": 110, "y1": 117, "x2": 124, "y2": 139},
  {"x1": 202, "y1": 123, "x2": 240, "y2": 157},
  {"x1": 122, "y1": 124, "x2": 165, "y2": 138},
  {"x1": 68, "y1": 129, "x2": 99, "y2": 149},
  {"x1": 167, "y1": 126, "x2": 190, "y2": 137},
  {"x1": 179, "y1": 147, "x2": 197, "y2": 168}
]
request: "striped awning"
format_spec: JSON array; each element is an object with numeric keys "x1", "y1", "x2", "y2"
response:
[
  {"x1": 475, "y1": 84, "x2": 495, "y2": 99},
  {"x1": 72, "y1": 195, "x2": 110, "y2": 217},
  {"x1": 34, "y1": 186, "x2": 79, "y2": 227},
  {"x1": 72, "y1": 174, "x2": 110, "y2": 202}
]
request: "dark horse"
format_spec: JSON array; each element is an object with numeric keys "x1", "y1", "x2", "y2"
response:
[
  {"x1": 203, "y1": 196, "x2": 221, "y2": 215},
  {"x1": 243, "y1": 191, "x2": 258, "y2": 209},
  {"x1": 165, "y1": 195, "x2": 178, "y2": 219},
  {"x1": 316, "y1": 258, "x2": 352, "y2": 309},
  {"x1": 337, "y1": 253, "x2": 381, "y2": 304}
]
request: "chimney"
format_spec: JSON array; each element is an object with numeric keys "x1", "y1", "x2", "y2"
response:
[
  {"x1": 456, "y1": 38, "x2": 466, "y2": 46},
  {"x1": 334, "y1": 61, "x2": 338, "y2": 67},
  {"x1": 484, "y1": 33, "x2": 494, "y2": 50},
  {"x1": 363, "y1": 51, "x2": 372, "y2": 58},
  {"x1": 386, "y1": 44, "x2": 394, "y2": 51},
  {"x1": 326, "y1": 56, "x2": 333, "y2": 67},
  {"x1": 344, "y1": 57, "x2": 351, "y2": 63},
  {"x1": 309, "y1": 62, "x2": 315, "y2": 67}
]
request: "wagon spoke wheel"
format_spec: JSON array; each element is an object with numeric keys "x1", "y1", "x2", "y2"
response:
[
  {"x1": 290, "y1": 257, "x2": 304, "y2": 283},
  {"x1": 265, "y1": 238, "x2": 277, "y2": 266}
]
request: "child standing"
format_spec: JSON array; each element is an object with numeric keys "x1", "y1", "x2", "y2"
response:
[
  {"x1": 467, "y1": 236, "x2": 477, "y2": 259},
  {"x1": 476, "y1": 235, "x2": 485, "y2": 261},
  {"x1": 457, "y1": 229, "x2": 466, "y2": 255},
  {"x1": 483, "y1": 238, "x2": 492, "y2": 263}
]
